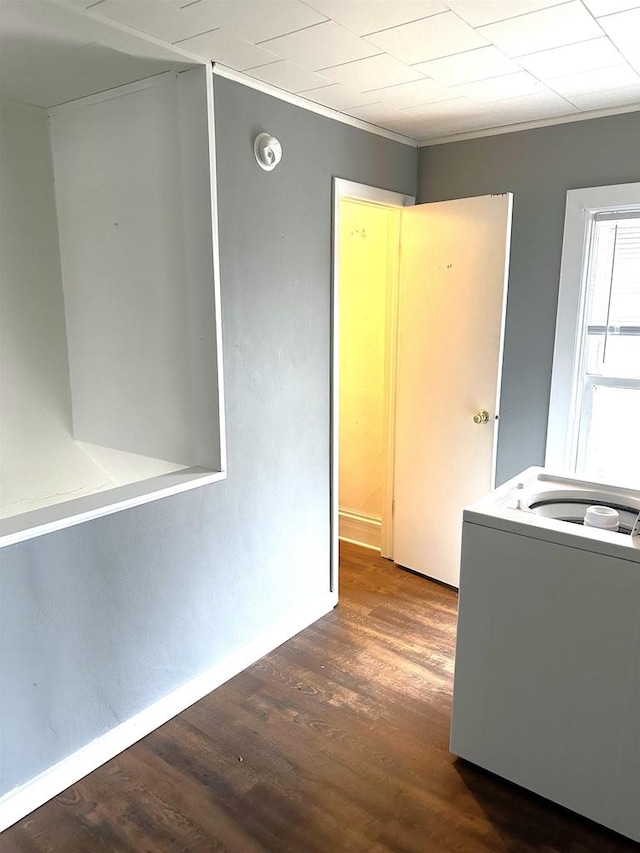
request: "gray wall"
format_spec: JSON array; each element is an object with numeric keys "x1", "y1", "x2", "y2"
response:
[
  {"x1": 418, "y1": 111, "x2": 640, "y2": 484},
  {"x1": 0, "y1": 76, "x2": 416, "y2": 795}
]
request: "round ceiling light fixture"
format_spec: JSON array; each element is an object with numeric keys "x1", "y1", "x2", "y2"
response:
[{"x1": 254, "y1": 132, "x2": 282, "y2": 171}]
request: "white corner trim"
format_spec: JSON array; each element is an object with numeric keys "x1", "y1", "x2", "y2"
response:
[
  {"x1": 204, "y1": 63, "x2": 228, "y2": 474},
  {"x1": 0, "y1": 591, "x2": 337, "y2": 833},
  {"x1": 418, "y1": 103, "x2": 640, "y2": 147},
  {"x1": 339, "y1": 510, "x2": 382, "y2": 551},
  {"x1": 212, "y1": 64, "x2": 417, "y2": 148}
]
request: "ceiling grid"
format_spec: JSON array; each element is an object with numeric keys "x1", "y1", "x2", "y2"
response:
[{"x1": 1, "y1": 0, "x2": 638, "y2": 144}]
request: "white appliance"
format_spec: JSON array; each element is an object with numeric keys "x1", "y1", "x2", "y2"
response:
[{"x1": 450, "y1": 467, "x2": 640, "y2": 844}]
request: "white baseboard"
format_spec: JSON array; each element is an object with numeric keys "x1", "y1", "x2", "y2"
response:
[
  {"x1": 339, "y1": 510, "x2": 381, "y2": 550},
  {"x1": 0, "y1": 592, "x2": 337, "y2": 832}
]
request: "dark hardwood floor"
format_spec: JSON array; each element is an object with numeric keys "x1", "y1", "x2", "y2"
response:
[{"x1": 2, "y1": 542, "x2": 635, "y2": 852}]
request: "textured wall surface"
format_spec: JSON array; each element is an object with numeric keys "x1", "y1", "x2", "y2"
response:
[
  {"x1": 0, "y1": 76, "x2": 416, "y2": 795},
  {"x1": 418, "y1": 111, "x2": 640, "y2": 483}
]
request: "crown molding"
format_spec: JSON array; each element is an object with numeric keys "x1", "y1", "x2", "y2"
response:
[
  {"x1": 52, "y1": 0, "x2": 638, "y2": 151},
  {"x1": 212, "y1": 64, "x2": 417, "y2": 148},
  {"x1": 50, "y1": 1, "x2": 417, "y2": 147}
]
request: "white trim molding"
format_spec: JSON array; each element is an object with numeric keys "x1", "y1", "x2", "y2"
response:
[
  {"x1": 212, "y1": 64, "x2": 417, "y2": 149},
  {"x1": 546, "y1": 182, "x2": 640, "y2": 472},
  {"x1": 0, "y1": 592, "x2": 337, "y2": 833},
  {"x1": 339, "y1": 510, "x2": 382, "y2": 551},
  {"x1": 332, "y1": 179, "x2": 414, "y2": 209}
]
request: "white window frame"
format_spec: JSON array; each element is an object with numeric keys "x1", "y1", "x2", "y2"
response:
[{"x1": 546, "y1": 182, "x2": 640, "y2": 473}]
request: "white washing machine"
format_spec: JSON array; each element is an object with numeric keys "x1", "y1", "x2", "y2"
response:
[{"x1": 450, "y1": 467, "x2": 640, "y2": 843}]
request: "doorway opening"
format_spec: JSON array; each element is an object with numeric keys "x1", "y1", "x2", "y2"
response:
[
  {"x1": 331, "y1": 180, "x2": 513, "y2": 593},
  {"x1": 331, "y1": 180, "x2": 414, "y2": 592}
]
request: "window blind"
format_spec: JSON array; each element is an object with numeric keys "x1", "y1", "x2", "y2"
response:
[{"x1": 587, "y1": 215, "x2": 640, "y2": 330}]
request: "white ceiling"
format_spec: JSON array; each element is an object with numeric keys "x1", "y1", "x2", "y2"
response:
[{"x1": 2, "y1": 0, "x2": 640, "y2": 143}]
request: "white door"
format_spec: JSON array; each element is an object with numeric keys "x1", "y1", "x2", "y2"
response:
[{"x1": 392, "y1": 194, "x2": 513, "y2": 587}]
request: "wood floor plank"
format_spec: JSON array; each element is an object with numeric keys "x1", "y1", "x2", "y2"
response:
[{"x1": 1, "y1": 541, "x2": 635, "y2": 852}]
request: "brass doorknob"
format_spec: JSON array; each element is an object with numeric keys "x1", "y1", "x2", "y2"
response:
[{"x1": 473, "y1": 410, "x2": 490, "y2": 425}]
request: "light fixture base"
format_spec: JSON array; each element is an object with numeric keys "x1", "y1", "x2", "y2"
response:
[{"x1": 254, "y1": 132, "x2": 282, "y2": 171}]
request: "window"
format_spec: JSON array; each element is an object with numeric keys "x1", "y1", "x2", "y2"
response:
[{"x1": 547, "y1": 183, "x2": 640, "y2": 486}]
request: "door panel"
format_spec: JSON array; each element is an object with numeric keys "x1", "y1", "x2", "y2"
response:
[{"x1": 393, "y1": 194, "x2": 512, "y2": 586}]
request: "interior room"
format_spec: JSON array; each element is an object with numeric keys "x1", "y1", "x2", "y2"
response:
[{"x1": 0, "y1": 1, "x2": 639, "y2": 851}]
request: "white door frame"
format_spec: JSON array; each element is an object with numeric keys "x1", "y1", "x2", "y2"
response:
[{"x1": 330, "y1": 179, "x2": 414, "y2": 593}]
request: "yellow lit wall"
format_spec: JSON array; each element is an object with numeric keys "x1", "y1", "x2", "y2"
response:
[{"x1": 339, "y1": 199, "x2": 396, "y2": 520}]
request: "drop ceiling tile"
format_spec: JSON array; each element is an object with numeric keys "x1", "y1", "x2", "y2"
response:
[
  {"x1": 304, "y1": 1, "x2": 446, "y2": 36},
  {"x1": 597, "y1": 8, "x2": 640, "y2": 48},
  {"x1": 321, "y1": 53, "x2": 424, "y2": 90},
  {"x1": 581, "y1": 0, "x2": 640, "y2": 16},
  {"x1": 93, "y1": 1, "x2": 207, "y2": 43},
  {"x1": 442, "y1": 106, "x2": 573, "y2": 137},
  {"x1": 414, "y1": 45, "x2": 521, "y2": 85},
  {"x1": 365, "y1": 77, "x2": 456, "y2": 107},
  {"x1": 385, "y1": 99, "x2": 484, "y2": 136},
  {"x1": 622, "y1": 46, "x2": 640, "y2": 72},
  {"x1": 417, "y1": 120, "x2": 482, "y2": 141},
  {"x1": 425, "y1": 115, "x2": 507, "y2": 139},
  {"x1": 446, "y1": 0, "x2": 567, "y2": 28},
  {"x1": 546, "y1": 63, "x2": 640, "y2": 96},
  {"x1": 411, "y1": 91, "x2": 577, "y2": 141},
  {"x1": 384, "y1": 116, "x2": 432, "y2": 138},
  {"x1": 301, "y1": 83, "x2": 379, "y2": 109},
  {"x1": 365, "y1": 11, "x2": 488, "y2": 64},
  {"x1": 568, "y1": 83, "x2": 640, "y2": 108},
  {"x1": 478, "y1": 1, "x2": 604, "y2": 57},
  {"x1": 395, "y1": 97, "x2": 484, "y2": 119},
  {"x1": 422, "y1": 92, "x2": 575, "y2": 137},
  {"x1": 246, "y1": 60, "x2": 330, "y2": 92},
  {"x1": 185, "y1": 1, "x2": 328, "y2": 44},
  {"x1": 474, "y1": 89, "x2": 577, "y2": 118},
  {"x1": 517, "y1": 37, "x2": 626, "y2": 78},
  {"x1": 260, "y1": 20, "x2": 379, "y2": 70},
  {"x1": 176, "y1": 29, "x2": 280, "y2": 69},
  {"x1": 453, "y1": 71, "x2": 548, "y2": 102},
  {"x1": 346, "y1": 102, "x2": 407, "y2": 123}
]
